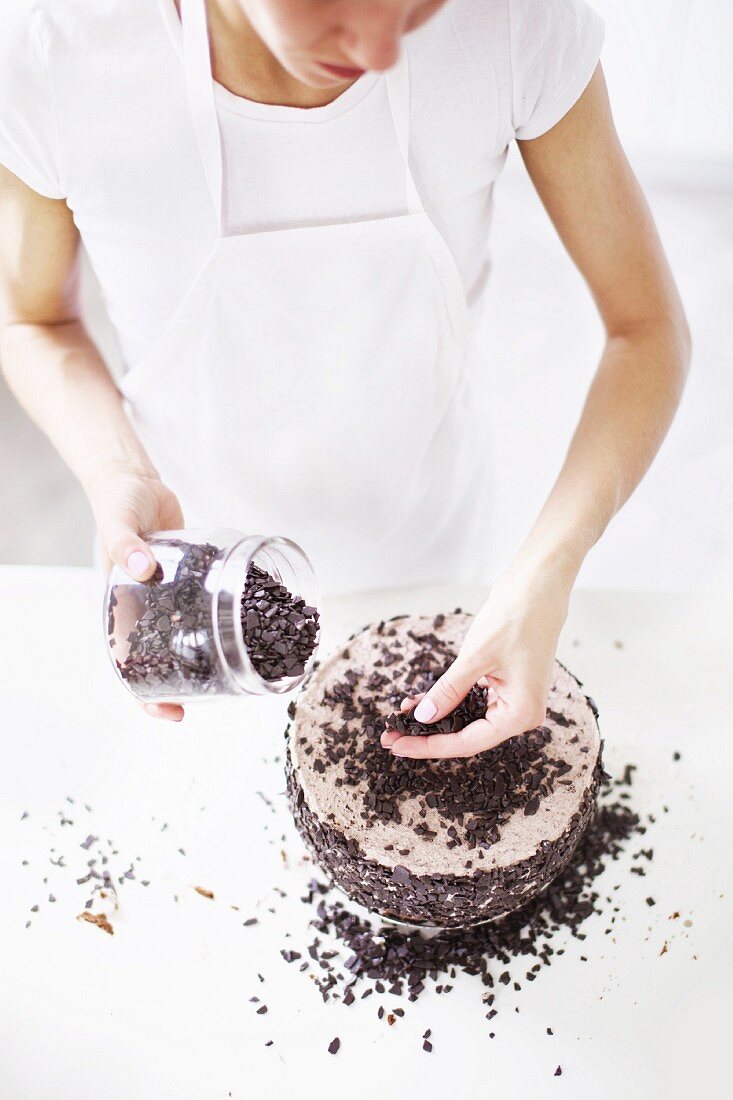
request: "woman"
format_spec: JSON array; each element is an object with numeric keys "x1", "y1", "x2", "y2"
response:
[{"x1": 0, "y1": 0, "x2": 690, "y2": 751}]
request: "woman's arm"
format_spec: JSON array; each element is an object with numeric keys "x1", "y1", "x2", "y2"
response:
[
  {"x1": 509, "y1": 62, "x2": 690, "y2": 585},
  {"x1": 382, "y1": 63, "x2": 691, "y2": 760},
  {"x1": 0, "y1": 165, "x2": 185, "y2": 720}
]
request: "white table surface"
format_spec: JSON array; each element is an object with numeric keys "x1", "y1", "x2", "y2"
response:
[{"x1": 1, "y1": 566, "x2": 731, "y2": 1100}]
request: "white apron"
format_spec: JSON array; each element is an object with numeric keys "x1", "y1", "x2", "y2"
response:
[{"x1": 112, "y1": 0, "x2": 493, "y2": 595}]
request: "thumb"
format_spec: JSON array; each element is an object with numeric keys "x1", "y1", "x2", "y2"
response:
[
  {"x1": 101, "y1": 519, "x2": 158, "y2": 582},
  {"x1": 412, "y1": 654, "x2": 481, "y2": 723}
]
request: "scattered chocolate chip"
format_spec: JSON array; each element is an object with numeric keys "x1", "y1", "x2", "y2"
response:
[
  {"x1": 285, "y1": 785, "x2": 643, "y2": 1042},
  {"x1": 328, "y1": 1037, "x2": 340, "y2": 1055}
]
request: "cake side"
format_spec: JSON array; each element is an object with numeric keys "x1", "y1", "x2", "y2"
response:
[{"x1": 286, "y1": 755, "x2": 603, "y2": 926}]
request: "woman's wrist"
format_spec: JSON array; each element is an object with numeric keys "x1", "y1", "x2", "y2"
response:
[
  {"x1": 81, "y1": 456, "x2": 161, "y2": 500},
  {"x1": 499, "y1": 534, "x2": 584, "y2": 595}
]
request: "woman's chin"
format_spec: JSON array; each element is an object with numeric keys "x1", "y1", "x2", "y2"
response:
[{"x1": 280, "y1": 58, "x2": 364, "y2": 90}]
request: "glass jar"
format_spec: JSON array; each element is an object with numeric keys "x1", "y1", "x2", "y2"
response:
[{"x1": 103, "y1": 528, "x2": 320, "y2": 704}]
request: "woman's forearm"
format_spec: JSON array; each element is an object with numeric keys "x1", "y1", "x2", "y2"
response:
[
  {"x1": 0, "y1": 318, "x2": 158, "y2": 496},
  {"x1": 503, "y1": 315, "x2": 691, "y2": 588}
]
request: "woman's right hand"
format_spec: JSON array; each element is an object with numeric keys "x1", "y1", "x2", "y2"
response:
[{"x1": 87, "y1": 463, "x2": 186, "y2": 722}]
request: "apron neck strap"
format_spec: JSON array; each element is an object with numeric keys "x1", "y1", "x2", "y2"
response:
[
  {"x1": 181, "y1": 0, "x2": 223, "y2": 234},
  {"x1": 180, "y1": 0, "x2": 423, "y2": 229},
  {"x1": 385, "y1": 50, "x2": 424, "y2": 216}
]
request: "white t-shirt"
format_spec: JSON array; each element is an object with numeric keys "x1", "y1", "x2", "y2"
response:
[{"x1": 0, "y1": 0, "x2": 604, "y2": 370}]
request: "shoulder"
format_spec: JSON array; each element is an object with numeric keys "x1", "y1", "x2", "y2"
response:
[
  {"x1": 429, "y1": 0, "x2": 602, "y2": 58},
  {"x1": 409, "y1": 0, "x2": 511, "y2": 67},
  {"x1": 0, "y1": 0, "x2": 159, "y2": 199},
  {"x1": 0, "y1": 0, "x2": 157, "y2": 60},
  {"x1": 405, "y1": 0, "x2": 513, "y2": 118}
]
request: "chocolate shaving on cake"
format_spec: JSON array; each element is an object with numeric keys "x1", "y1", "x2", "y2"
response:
[
  {"x1": 311, "y1": 634, "x2": 573, "y2": 851},
  {"x1": 286, "y1": 613, "x2": 606, "y2": 927}
]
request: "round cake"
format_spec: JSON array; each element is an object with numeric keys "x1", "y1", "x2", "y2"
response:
[{"x1": 285, "y1": 612, "x2": 604, "y2": 928}]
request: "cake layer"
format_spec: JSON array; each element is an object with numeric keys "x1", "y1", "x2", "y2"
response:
[{"x1": 286, "y1": 612, "x2": 603, "y2": 926}]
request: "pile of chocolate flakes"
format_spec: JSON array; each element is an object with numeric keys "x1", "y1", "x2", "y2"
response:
[{"x1": 274, "y1": 765, "x2": 658, "y2": 1063}]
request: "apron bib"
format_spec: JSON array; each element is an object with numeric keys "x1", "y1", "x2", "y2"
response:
[{"x1": 115, "y1": 0, "x2": 493, "y2": 594}]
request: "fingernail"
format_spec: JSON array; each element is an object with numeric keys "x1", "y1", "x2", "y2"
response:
[
  {"x1": 414, "y1": 697, "x2": 437, "y2": 722},
  {"x1": 391, "y1": 749, "x2": 408, "y2": 757},
  {"x1": 126, "y1": 549, "x2": 151, "y2": 579}
]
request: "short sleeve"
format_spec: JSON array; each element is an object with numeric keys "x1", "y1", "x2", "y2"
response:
[
  {"x1": 0, "y1": 5, "x2": 64, "y2": 198},
  {"x1": 509, "y1": 0, "x2": 605, "y2": 140}
]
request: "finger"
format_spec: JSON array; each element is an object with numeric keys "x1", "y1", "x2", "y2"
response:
[
  {"x1": 390, "y1": 700, "x2": 534, "y2": 760},
  {"x1": 102, "y1": 520, "x2": 158, "y2": 582},
  {"x1": 410, "y1": 656, "x2": 481, "y2": 725},
  {"x1": 389, "y1": 720, "x2": 501, "y2": 759},
  {"x1": 141, "y1": 701, "x2": 185, "y2": 722}
]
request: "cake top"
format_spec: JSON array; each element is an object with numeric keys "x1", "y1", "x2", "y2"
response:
[{"x1": 288, "y1": 613, "x2": 601, "y2": 876}]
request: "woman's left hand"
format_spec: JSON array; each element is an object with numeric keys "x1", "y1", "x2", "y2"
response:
[{"x1": 380, "y1": 565, "x2": 573, "y2": 760}]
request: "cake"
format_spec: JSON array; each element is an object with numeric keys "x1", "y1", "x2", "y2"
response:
[{"x1": 285, "y1": 612, "x2": 604, "y2": 928}]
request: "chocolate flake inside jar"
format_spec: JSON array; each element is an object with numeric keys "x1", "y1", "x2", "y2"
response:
[
  {"x1": 286, "y1": 612, "x2": 604, "y2": 928},
  {"x1": 106, "y1": 531, "x2": 319, "y2": 702}
]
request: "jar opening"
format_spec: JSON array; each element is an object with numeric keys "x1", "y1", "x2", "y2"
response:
[{"x1": 216, "y1": 535, "x2": 321, "y2": 696}]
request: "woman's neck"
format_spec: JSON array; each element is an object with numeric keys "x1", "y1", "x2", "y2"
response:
[{"x1": 174, "y1": 0, "x2": 356, "y2": 108}]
